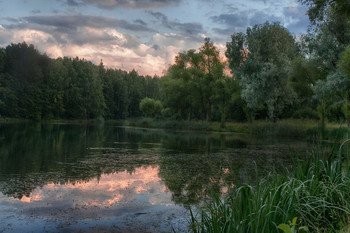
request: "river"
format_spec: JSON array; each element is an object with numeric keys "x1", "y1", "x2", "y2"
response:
[{"x1": 0, "y1": 122, "x2": 308, "y2": 232}]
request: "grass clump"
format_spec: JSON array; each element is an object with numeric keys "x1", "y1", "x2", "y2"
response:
[{"x1": 190, "y1": 144, "x2": 350, "y2": 233}]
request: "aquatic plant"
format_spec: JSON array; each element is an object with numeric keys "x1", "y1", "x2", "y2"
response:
[{"x1": 190, "y1": 142, "x2": 350, "y2": 232}]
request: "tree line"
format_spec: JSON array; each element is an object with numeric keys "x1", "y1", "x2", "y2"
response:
[
  {"x1": 0, "y1": 0, "x2": 349, "y2": 124},
  {"x1": 0, "y1": 43, "x2": 161, "y2": 120}
]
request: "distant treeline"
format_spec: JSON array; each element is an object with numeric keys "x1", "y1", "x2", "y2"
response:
[
  {"x1": 0, "y1": 43, "x2": 161, "y2": 120},
  {"x1": 0, "y1": 0, "x2": 350, "y2": 123}
]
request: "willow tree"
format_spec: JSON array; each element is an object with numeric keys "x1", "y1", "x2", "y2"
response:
[{"x1": 226, "y1": 22, "x2": 296, "y2": 122}]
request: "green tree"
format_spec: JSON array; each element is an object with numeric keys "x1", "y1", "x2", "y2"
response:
[
  {"x1": 103, "y1": 68, "x2": 128, "y2": 119},
  {"x1": 45, "y1": 58, "x2": 68, "y2": 118},
  {"x1": 338, "y1": 46, "x2": 350, "y2": 125},
  {"x1": 339, "y1": 46, "x2": 350, "y2": 80},
  {"x1": 302, "y1": 3, "x2": 350, "y2": 124},
  {"x1": 299, "y1": 0, "x2": 350, "y2": 25},
  {"x1": 162, "y1": 38, "x2": 226, "y2": 121},
  {"x1": 3, "y1": 42, "x2": 50, "y2": 119},
  {"x1": 125, "y1": 70, "x2": 145, "y2": 118},
  {"x1": 226, "y1": 22, "x2": 296, "y2": 122},
  {"x1": 139, "y1": 97, "x2": 163, "y2": 117}
]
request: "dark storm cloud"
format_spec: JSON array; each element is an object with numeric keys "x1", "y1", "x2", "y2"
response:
[
  {"x1": 148, "y1": 11, "x2": 203, "y2": 37},
  {"x1": 22, "y1": 15, "x2": 154, "y2": 32},
  {"x1": 81, "y1": 0, "x2": 181, "y2": 9}
]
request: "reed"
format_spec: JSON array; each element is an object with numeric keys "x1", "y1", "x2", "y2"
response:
[{"x1": 190, "y1": 144, "x2": 350, "y2": 233}]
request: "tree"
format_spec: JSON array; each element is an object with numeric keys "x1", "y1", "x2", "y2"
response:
[
  {"x1": 139, "y1": 97, "x2": 163, "y2": 117},
  {"x1": 301, "y1": 3, "x2": 350, "y2": 126},
  {"x1": 299, "y1": 0, "x2": 350, "y2": 25},
  {"x1": 162, "y1": 38, "x2": 226, "y2": 121},
  {"x1": 103, "y1": 68, "x2": 128, "y2": 119},
  {"x1": 3, "y1": 42, "x2": 50, "y2": 119},
  {"x1": 226, "y1": 22, "x2": 296, "y2": 122},
  {"x1": 339, "y1": 46, "x2": 350, "y2": 80},
  {"x1": 338, "y1": 46, "x2": 350, "y2": 125}
]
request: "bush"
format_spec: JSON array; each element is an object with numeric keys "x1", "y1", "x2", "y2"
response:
[
  {"x1": 327, "y1": 101, "x2": 346, "y2": 122},
  {"x1": 293, "y1": 108, "x2": 319, "y2": 120},
  {"x1": 139, "y1": 97, "x2": 163, "y2": 117}
]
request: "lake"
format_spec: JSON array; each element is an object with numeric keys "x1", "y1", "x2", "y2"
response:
[{"x1": 0, "y1": 122, "x2": 308, "y2": 232}]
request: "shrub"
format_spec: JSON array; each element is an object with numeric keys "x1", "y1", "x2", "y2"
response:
[
  {"x1": 139, "y1": 97, "x2": 163, "y2": 117},
  {"x1": 293, "y1": 108, "x2": 319, "y2": 120}
]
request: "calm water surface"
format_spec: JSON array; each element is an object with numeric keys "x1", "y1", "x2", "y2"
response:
[{"x1": 0, "y1": 122, "x2": 309, "y2": 232}]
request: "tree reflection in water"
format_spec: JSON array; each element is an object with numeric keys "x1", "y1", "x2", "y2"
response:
[
  {"x1": 0, "y1": 122, "x2": 305, "y2": 205},
  {"x1": 0, "y1": 123, "x2": 309, "y2": 232}
]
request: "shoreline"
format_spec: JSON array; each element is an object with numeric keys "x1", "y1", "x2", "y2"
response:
[{"x1": 1, "y1": 117, "x2": 349, "y2": 140}]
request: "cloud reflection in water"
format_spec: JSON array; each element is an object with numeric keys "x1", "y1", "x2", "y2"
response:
[{"x1": 13, "y1": 166, "x2": 169, "y2": 208}]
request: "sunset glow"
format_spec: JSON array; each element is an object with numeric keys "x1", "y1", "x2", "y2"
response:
[{"x1": 0, "y1": 0, "x2": 309, "y2": 75}]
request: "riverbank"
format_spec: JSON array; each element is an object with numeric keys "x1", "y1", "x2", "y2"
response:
[
  {"x1": 1, "y1": 117, "x2": 349, "y2": 139},
  {"x1": 125, "y1": 118, "x2": 350, "y2": 139}
]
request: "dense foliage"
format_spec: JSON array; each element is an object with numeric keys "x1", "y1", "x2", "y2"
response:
[{"x1": 0, "y1": 43, "x2": 161, "y2": 120}]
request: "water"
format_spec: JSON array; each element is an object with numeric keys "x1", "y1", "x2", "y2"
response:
[{"x1": 0, "y1": 122, "x2": 308, "y2": 232}]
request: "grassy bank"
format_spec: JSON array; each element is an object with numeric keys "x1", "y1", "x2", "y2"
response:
[
  {"x1": 190, "y1": 144, "x2": 350, "y2": 233},
  {"x1": 125, "y1": 118, "x2": 350, "y2": 139}
]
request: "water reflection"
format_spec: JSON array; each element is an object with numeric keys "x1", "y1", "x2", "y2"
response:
[
  {"x1": 13, "y1": 166, "x2": 163, "y2": 207},
  {"x1": 0, "y1": 122, "x2": 307, "y2": 232}
]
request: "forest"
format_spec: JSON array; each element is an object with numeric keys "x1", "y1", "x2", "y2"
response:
[{"x1": 0, "y1": 0, "x2": 349, "y2": 127}]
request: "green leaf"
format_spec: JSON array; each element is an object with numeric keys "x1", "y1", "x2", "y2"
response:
[
  {"x1": 278, "y1": 224, "x2": 293, "y2": 233},
  {"x1": 299, "y1": 226, "x2": 309, "y2": 232},
  {"x1": 292, "y1": 217, "x2": 297, "y2": 226}
]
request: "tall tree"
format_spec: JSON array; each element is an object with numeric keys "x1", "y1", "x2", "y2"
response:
[
  {"x1": 226, "y1": 22, "x2": 296, "y2": 122},
  {"x1": 300, "y1": 1, "x2": 350, "y2": 125},
  {"x1": 299, "y1": 0, "x2": 350, "y2": 25},
  {"x1": 3, "y1": 42, "x2": 50, "y2": 119},
  {"x1": 162, "y1": 38, "x2": 225, "y2": 121}
]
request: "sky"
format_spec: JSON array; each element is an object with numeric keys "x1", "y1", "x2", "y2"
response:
[{"x1": 0, "y1": 0, "x2": 310, "y2": 76}]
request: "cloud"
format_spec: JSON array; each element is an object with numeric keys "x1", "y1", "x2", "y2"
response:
[
  {"x1": 21, "y1": 15, "x2": 154, "y2": 32},
  {"x1": 148, "y1": 11, "x2": 203, "y2": 38},
  {"x1": 31, "y1": 9, "x2": 41, "y2": 14},
  {"x1": 210, "y1": 11, "x2": 249, "y2": 35},
  {"x1": 248, "y1": 11, "x2": 282, "y2": 26},
  {"x1": 211, "y1": 13, "x2": 248, "y2": 28},
  {"x1": 3, "y1": 17, "x2": 20, "y2": 23},
  {"x1": 69, "y1": 0, "x2": 181, "y2": 9},
  {"x1": 211, "y1": 10, "x2": 285, "y2": 36},
  {"x1": 0, "y1": 24, "x2": 164, "y2": 75},
  {"x1": 66, "y1": 0, "x2": 80, "y2": 6},
  {"x1": 0, "y1": 13, "x2": 204, "y2": 76},
  {"x1": 283, "y1": 4, "x2": 309, "y2": 33},
  {"x1": 134, "y1": 19, "x2": 147, "y2": 26}
]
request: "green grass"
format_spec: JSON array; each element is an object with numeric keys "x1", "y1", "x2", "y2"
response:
[{"x1": 190, "y1": 143, "x2": 350, "y2": 233}]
